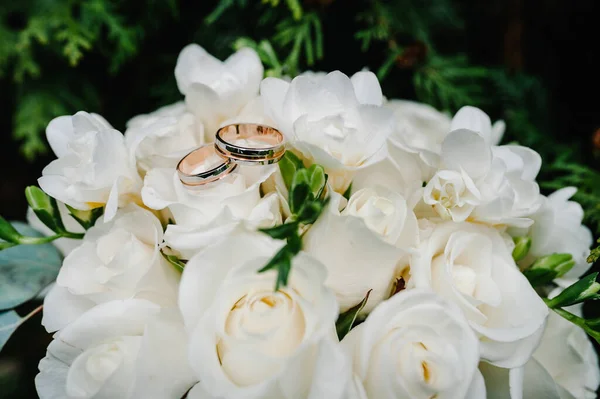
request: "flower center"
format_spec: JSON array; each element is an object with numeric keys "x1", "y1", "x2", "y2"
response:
[{"x1": 217, "y1": 289, "x2": 306, "y2": 386}]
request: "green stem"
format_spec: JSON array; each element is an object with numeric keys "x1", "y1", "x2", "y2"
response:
[
  {"x1": 17, "y1": 230, "x2": 84, "y2": 245},
  {"x1": 550, "y1": 306, "x2": 600, "y2": 343}
]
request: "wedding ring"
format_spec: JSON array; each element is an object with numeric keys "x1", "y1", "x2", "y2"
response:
[
  {"x1": 177, "y1": 144, "x2": 237, "y2": 186},
  {"x1": 215, "y1": 124, "x2": 285, "y2": 165}
]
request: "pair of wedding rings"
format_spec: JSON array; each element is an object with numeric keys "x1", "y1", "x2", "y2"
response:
[{"x1": 177, "y1": 124, "x2": 285, "y2": 186}]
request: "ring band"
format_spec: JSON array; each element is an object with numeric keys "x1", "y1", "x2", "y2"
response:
[
  {"x1": 177, "y1": 144, "x2": 237, "y2": 186},
  {"x1": 215, "y1": 124, "x2": 285, "y2": 165}
]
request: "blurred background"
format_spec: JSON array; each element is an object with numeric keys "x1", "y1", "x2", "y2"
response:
[{"x1": 1, "y1": 0, "x2": 600, "y2": 397}]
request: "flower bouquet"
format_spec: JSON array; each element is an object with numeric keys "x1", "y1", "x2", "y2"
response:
[{"x1": 1, "y1": 44, "x2": 599, "y2": 399}]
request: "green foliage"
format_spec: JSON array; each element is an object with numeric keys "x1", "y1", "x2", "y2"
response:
[
  {"x1": 1, "y1": 0, "x2": 174, "y2": 159},
  {"x1": 523, "y1": 253, "x2": 575, "y2": 287},
  {"x1": 259, "y1": 160, "x2": 328, "y2": 290},
  {"x1": 0, "y1": 222, "x2": 62, "y2": 311},
  {"x1": 0, "y1": 310, "x2": 21, "y2": 351},
  {"x1": 414, "y1": 55, "x2": 489, "y2": 112},
  {"x1": 336, "y1": 290, "x2": 371, "y2": 340},
  {"x1": 545, "y1": 273, "x2": 600, "y2": 344},
  {"x1": 215, "y1": 0, "x2": 323, "y2": 77},
  {"x1": 161, "y1": 251, "x2": 186, "y2": 273},
  {"x1": 512, "y1": 236, "x2": 531, "y2": 262},
  {"x1": 0, "y1": 186, "x2": 85, "y2": 249}
]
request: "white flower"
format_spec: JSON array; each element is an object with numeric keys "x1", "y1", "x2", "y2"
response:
[
  {"x1": 423, "y1": 169, "x2": 481, "y2": 221},
  {"x1": 352, "y1": 140, "x2": 430, "y2": 210},
  {"x1": 423, "y1": 106, "x2": 541, "y2": 226},
  {"x1": 342, "y1": 289, "x2": 485, "y2": 399},
  {"x1": 163, "y1": 193, "x2": 281, "y2": 259},
  {"x1": 35, "y1": 300, "x2": 196, "y2": 399},
  {"x1": 125, "y1": 102, "x2": 204, "y2": 173},
  {"x1": 175, "y1": 44, "x2": 264, "y2": 136},
  {"x1": 386, "y1": 99, "x2": 452, "y2": 167},
  {"x1": 142, "y1": 163, "x2": 279, "y2": 231},
  {"x1": 27, "y1": 201, "x2": 85, "y2": 256},
  {"x1": 303, "y1": 189, "x2": 418, "y2": 313},
  {"x1": 525, "y1": 187, "x2": 593, "y2": 285},
  {"x1": 533, "y1": 302, "x2": 600, "y2": 399},
  {"x1": 480, "y1": 359, "x2": 562, "y2": 399},
  {"x1": 481, "y1": 306, "x2": 600, "y2": 399},
  {"x1": 38, "y1": 111, "x2": 141, "y2": 221},
  {"x1": 261, "y1": 71, "x2": 395, "y2": 193},
  {"x1": 178, "y1": 229, "x2": 351, "y2": 399},
  {"x1": 42, "y1": 206, "x2": 179, "y2": 332},
  {"x1": 410, "y1": 221, "x2": 548, "y2": 368},
  {"x1": 477, "y1": 144, "x2": 542, "y2": 225}
]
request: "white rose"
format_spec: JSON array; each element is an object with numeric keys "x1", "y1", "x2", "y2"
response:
[
  {"x1": 175, "y1": 44, "x2": 264, "y2": 136},
  {"x1": 124, "y1": 101, "x2": 205, "y2": 173},
  {"x1": 141, "y1": 163, "x2": 278, "y2": 229},
  {"x1": 303, "y1": 189, "x2": 418, "y2": 313},
  {"x1": 342, "y1": 289, "x2": 485, "y2": 399},
  {"x1": 38, "y1": 111, "x2": 141, "y2": 221},
  {"x1": 35, "y1": 300, "x2": 196, "y2": 399},
  {"x1": 42, "y1": 206, "x2": 179, "y2": 332},
  {"x1": 411, "y1": 221, "x2": 548, "y2": 368},
  {"x1": 178, "y1": 229, "x2": 351, "y2": 399},
  {"x1": 163, "y1": 192, "x2": 281, "y2": 259},
  {"x1": 261, "y1": 70, "x2": 395, "y2": 193},
  {"x1": 526, "y1": 187, "x2": 593, "y2": 285},
  {"x1": 27, "y1": 201, "x2": 85, "y2": 256}
]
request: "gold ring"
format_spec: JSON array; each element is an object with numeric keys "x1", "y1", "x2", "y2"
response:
[
  {"x1": 177, "y1": 144, "x2": 237, "y2": 186},
  {"x1": 215, "y1": 124, "x2": 285, "y2": 165}
]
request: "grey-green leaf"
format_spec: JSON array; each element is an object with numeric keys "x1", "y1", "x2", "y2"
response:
[
  {"x1": 0, "y1": 310, "x2": 21, "y2": 351},
  {"x1": 336, "y1": 290, "x2": 371, "y2": 340},
  {"x1": 0, "y1": 222, "x2": 62, "y2": 311}
]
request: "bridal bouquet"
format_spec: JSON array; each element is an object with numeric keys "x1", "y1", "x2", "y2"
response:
[{"x1": 1, "y1": 44, "x2": 599, "y2": 399}]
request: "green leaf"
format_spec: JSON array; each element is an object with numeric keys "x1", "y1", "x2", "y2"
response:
[
  {"x1": 279, "y1": 151, "x2": 305, "y2": 190},
  {"x1": 342, "y1": 183, "x2": 353, "y2": 200},
  {"x1": 25, "y1": 186, "x2": 64, "y2": 233},
  {"x1": 336, "y1": 290, "x2": 372, "y2": 340},
  {"x1": 588, "y1": 238, "x2": 600, "y2": 263},
  {"x1": 523, "y1": 253, "x2": 575, "y2": 286},
  {"x1": 258, "y1": 234, "x2": 302, "y2": 290},
  {"x1": 512, "y1": 236, "x2": 531, "y2": 262},
  {"x1": 289, "y1": 168, "x2": 312, "y2": 215},
  {"x1": 307, "y1": 164, "x2": 326, "y2": 198},
  {"x1": 0, "y1": 310, "x2": 21, "y2": 352},
  {"x1": 66, "y1": 205, "x2": 103, "y2": 230},
  {"x1": 0, "y1": 216, "x2": 22, "y2": 244},
  {"x1": 546, "y1": 273, "x2": 600, "y2": 308},
  {"x1": 274, "y1": 256, "x2": 292, "y2": 291},
  {"x1": 161, "y1": 251, "x2": 186, "y2": 273},
  {"x1": 0, "y1": 222, "x2": 62, "y2": 311},
  {"x1": 260, "y1": 222, "x2": 298, "y2": 240},
  {"x1": 284, "y1": 0, "x2": 303, "y2": 20},
  {"x1": 296, "y1": 200, "x2": 326, "y2": 225}
]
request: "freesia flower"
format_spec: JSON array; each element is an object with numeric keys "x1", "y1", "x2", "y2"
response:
[
  {"x1": 261, "y1": 70, "x2": 395, "y2": 193},
  {"x1": 38, "y1": 112, "x2": 141, "y2": 222}
]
